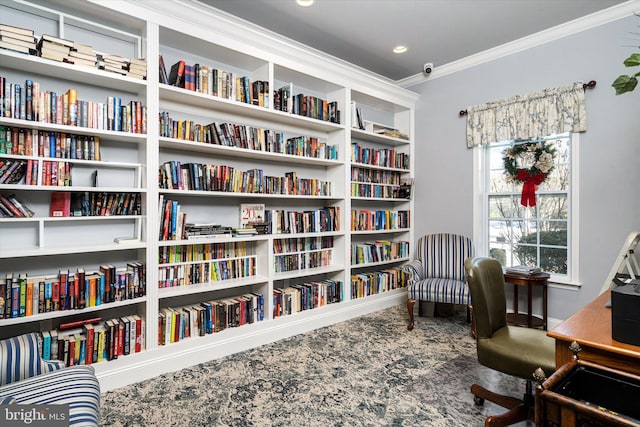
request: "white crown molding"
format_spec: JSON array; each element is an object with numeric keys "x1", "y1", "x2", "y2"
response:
[
  {"x1": 397, "y1": 0, "x2": 640, "y2": 89},
  {"x1": 90, "y1": 0, "x2": 419, "y2": 105}
]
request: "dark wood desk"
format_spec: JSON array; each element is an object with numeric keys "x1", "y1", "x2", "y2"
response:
[
  {"x1": 504, "y1": 271, "x2": 549, "y2": 330},
  {"x1": 547, "y1": 290, "x2": 640, "y2": 376}
]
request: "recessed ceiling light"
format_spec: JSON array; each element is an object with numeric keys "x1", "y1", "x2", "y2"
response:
[
  {"x1": 393, "y1": 45, "x2": 408, "y2": 54},
  {"x1": 296, "y1": 0, "x2": 315, "y2": 6}
]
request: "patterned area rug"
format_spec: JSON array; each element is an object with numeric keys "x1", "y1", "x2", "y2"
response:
[{"x1": 101, "y1": 304, "x2": 528, "y2": 426}]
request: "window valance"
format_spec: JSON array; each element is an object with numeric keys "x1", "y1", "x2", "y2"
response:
[{"x1": 465, "y1": 82, "x2": 588, "y2": 148}]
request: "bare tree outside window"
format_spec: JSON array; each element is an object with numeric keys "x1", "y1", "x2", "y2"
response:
[{"x1": 487, "y1": 134, "x2": 571, "y2": 275}]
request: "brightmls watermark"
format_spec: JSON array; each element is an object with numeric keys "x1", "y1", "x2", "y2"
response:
[{"x1": 1, "y1": 404, "x2": 69, "y2": 426}]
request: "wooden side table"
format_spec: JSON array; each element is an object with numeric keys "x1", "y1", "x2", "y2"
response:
[{"x1": 504, "y1": 271, "x2": 550, "y2": 330}]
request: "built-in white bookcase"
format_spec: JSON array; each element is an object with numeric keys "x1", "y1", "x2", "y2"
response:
[
  {"x1": 0, "y1": 0, "x2": 149, "y2": 371},
  {"x1": 348, "y1": 90, "x2": 414, "y2": 298},
  {"x1": 0, "y1": 0, "x2": 417, "y2": 392}
]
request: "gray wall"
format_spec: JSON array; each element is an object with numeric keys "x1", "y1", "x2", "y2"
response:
[{"x1": 409, "y1": 15, "x2": 640, "y2": 321}]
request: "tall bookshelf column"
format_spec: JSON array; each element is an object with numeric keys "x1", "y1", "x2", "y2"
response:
[{"x1": 143, "y1": 19, "x2": 160, "y2": 352}]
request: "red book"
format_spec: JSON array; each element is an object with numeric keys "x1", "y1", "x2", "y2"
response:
[
  {"x1": 83, "y1": 324, "x2": 94, "y2": 364},
  {"x1": 25, "y1": 160, "x2": 32, "y2": 185},
  {"x1": 173, "y1": 311, "x2": 181, "y2": 342},
  {"x1": 0, "y1": 194, "x2": 24, "y2": 217},
  {"x1": 59, "y1": 317, "x2": 102, "y2": 330},
  {"x1": 50, "y1": 191, "x2": 71, "y2": 217},
  {"x1": 51, "y1": 280, "x2": 60, "y2": 311},
  {"x1": 133, "y1": 315, "x2": 142, "y2": 352},
  {"x1": 118, "y1": 321, "x2": 125, "y2": 356}
]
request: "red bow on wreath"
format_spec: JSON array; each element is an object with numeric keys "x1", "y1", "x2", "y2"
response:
[{"x1": 516, "y1": 170, "x2": 546, "y2": 207}]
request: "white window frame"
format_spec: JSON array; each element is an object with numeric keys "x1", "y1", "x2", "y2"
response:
[{"x1": 472, "y1": 134, "x2": 581, "y2": 288}]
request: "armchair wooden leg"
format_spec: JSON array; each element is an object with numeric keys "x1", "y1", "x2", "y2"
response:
[
  {"x1": 407, "y1": 298, "x2": 415, "y2": 331},
  {"x1": 468, "y1": 304, "x2": 476, "y2": 339}
]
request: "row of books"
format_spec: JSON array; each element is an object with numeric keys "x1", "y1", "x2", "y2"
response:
[
  {"x1": 351, "y1": 182, "x2": 409, "y2": 199},
  {"x1": 1, "y1": 126, "x2": 102, "y2": 160},
  {"x1": 273, "y1": 249, "x2": 333, "y2": 273},
  {"x1": 351, "y1": 167, "x2": 402, "y2": 185},
  {"x1": 158, "y1": 161, "x2": 333, "y2": 196},
  {"x1": 0, "y1": 193, "x2": 33, "y2": 217},
  {"x1": 273, "y1": 84, "x2": 340, "y2": 124},
  {"x1": 351, "y1": 209, "x2": 411, "y2": 231},
  {"x1": 158, "y1": 205, "x2": 340, "y2": 241},
  {"x1": 268, "y1": 206, "x2": 340, "y2": 234},
  {"x1": 158, "y1": 241, "x2": 252, "y2": 264},
  {"x1": 1, "y1": 77, "x2": 147, "y2": 133},
  {"x1": 159, "y1": 199, "x2": 269, "y2": 242},
  {"x1": 7, "y1": 159, "x2": 69, "y2": 187},
  {"x1": 273, "y1": 236, "x2": 334, "y2": 254},
  {"x1": 273, "y1": 279, "x2": 343, "y2": 317},
  {"x1": 351, "y1": 267, "x2": 408, "y2": 299},
  {"x1": 0, "y1": 264, "x2": 146, "y2": 319},
  {"x1": 49, "y1": 191, "x2": 142, "y2": 217},
  {"x1": 160, "y1": 56, "x2": 268, "y2": 106},
  {"x1": 158, "y1": 293, "x2": 265, "y2": 345},
  {"x1": 351, "y1": 240, "x2": 410, "y2": 265},
  {"x1": 159, "y1": 113, "x2": 339, "y2": 161},
  {"x1": 38, "y1": 160, "x2": 71, "y2": 187},
  {"x1": 158, "y1": 256, "x2": 257, "y2": 288},
  {"x1": 0, "y1": 191, "x2": 142, "y2": 218},
  {"x1": 158, "y1": 197, "x2": 185, "y2": 241},
  {"x1": 0, "y1": 24, "x2": 146, "y2": 79},
  {"x1": 351, "y1": 143, "x2": 410, "y2": 170},
  {"x1": 40, "y1": 315, "x2": 145, "y2": 366}
]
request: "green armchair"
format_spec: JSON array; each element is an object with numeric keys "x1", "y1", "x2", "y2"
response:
[{"x1": 464, "y1": 257, "x2": 556, "y2": 426}]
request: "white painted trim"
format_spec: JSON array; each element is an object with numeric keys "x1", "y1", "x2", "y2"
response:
[
  {"x1": 89, "y1": 0, "x2": 419, "y2": 106},
  {"x1": 570, "y1": 133, "x2": 580, "y2": 286},
  {"x1": 95, "y1": 290, "x2": 407, "y2": 391},
  {"x1": 472, "y1": 146, "x2": 486, "y2": 254},
  {"x1": 397, "y1": 0, "x2": 640, "y2": 88}
]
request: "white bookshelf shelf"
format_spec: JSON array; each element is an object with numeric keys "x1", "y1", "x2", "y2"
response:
[{"x1": 0, "y1": 296, "x2": 147, "y2": 326}]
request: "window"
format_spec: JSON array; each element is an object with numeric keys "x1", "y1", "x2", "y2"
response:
[{"x1": 473, "y1": 133, "x2": 579, "y2": 285}]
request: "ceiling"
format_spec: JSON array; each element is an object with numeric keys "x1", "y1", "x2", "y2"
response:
[{"x1": 200, "y1": 0, "x2": 628, "y2": 82}]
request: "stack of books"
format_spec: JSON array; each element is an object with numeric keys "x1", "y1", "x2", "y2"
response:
[
  {"x1": 67, "y1": 43, "x2": 97, "y2": 68},
  {"x1": 250, "y1": 222, "x2": 271, "y2": 235},
  {"x1": 37, "y1": 34, "x2": 74, "y2": 63},
  {"x1": 371, "y1": 123, "x2": 409, "y2": 140},
  {"x1": 505, "y1": 265, "x2": 543, "y2": 276},
  {"x1": 127, "y1": 57, "x2": 147, "y2": 80},
  {"x1": 232, "y1": 227, "x2": 258, "y2": 237},
  {"x1": 0, "y1": 24, "x2": 36, "y2": 55},
  {"x1": 184, "y1": 223, "x2": 232, "y2": 239},
  {"x1": 97, "y1": 53, "x2": 128, "y2": 75}
]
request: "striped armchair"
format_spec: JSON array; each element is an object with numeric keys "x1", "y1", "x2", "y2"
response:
[
  {"x1": 405, "y1": 233, "x2": 475, "y2": 330},
  {"x1": 0, "y1": 333, "x2": 101, "y2": 427}
]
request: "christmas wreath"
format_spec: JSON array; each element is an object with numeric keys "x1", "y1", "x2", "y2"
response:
[{"x1": 503, "y1": 142, "x2": 556, "y2": 207}]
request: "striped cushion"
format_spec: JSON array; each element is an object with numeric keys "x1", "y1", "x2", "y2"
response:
[
  {"x1": 408, "y1": 233, "x2": 474, "y2": 305},
  {"x1": 0, "y1": 395, "x2": 16, "y2": 404},
  {"x1": 0, "y1": 365, "x2": 100, "y2": 427},
  {"x1": 0, "y1": 333, "x2": 65, "y2": 386},
  {"x1": 409, "y1": 277, "x2": 471, "y2": 305}
]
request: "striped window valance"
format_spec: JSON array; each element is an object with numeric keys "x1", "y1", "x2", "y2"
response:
[{"x1": 465, "y1": 82, "x2": 588, "y2": 148}]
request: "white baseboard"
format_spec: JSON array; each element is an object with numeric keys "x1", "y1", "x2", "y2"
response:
[{"x1": 95, "y1": 290, "x2": 407, "y2": 392}]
